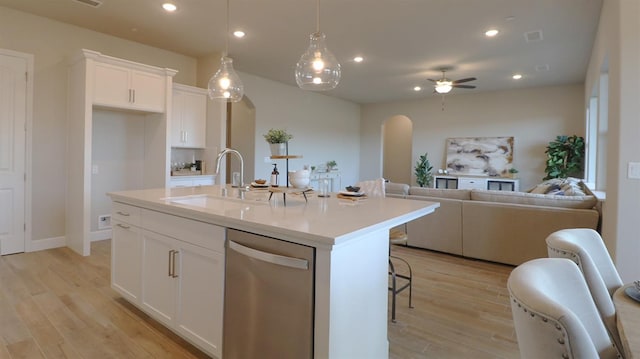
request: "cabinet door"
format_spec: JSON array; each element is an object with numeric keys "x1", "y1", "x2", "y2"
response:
[
  {"x1": 111, "y1": 220, "x2": 142, "y2": 303},
  {"x1": 171, "y1": 89, "x2": 185, "y2": 147},
  {"x1": 181, "y1": 91, "x2": 206, "y2": 148},
  {"x1": 130, "y1": 70, "x2": 166, "y2": 112},
  {"x1": 171, "y1": 87, "x2": 207, "y2": 148},
  {"x1": 175, "y1": 241, "x2": 224, "y2": 357},
  {"x1": 141, "y1": 230, "x2": 177, "y2": 326},
  {"x1": 94, "y1": 62, "x2": 130, "y2": 108}
]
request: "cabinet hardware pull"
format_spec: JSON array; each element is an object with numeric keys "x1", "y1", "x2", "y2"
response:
[
  {"x1": 128, "y1": 89, "x2": 132, "y2": 103},
  {"x1": 132, "y1": 89, "x2": 135, "y2": 103},
  {"x1": 184, "y1": 132, "x2": 188, "y2": 143},
  {"x1": 168, "y1": 249, "x2": 174, "y2": 277},
  {"x1": 172, "y1": 250, "x2": 179, "y2": 278},
  {"x1": 116, "y1": 223, "x2": 130, "y2": 229},
  {"x1": 116, "y1": 211, "x2": 130, "y2": 216}
]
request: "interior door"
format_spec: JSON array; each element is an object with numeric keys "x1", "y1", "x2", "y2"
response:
[{"x1": 0, "y1": 50, "x2": 27, "y2": 255}]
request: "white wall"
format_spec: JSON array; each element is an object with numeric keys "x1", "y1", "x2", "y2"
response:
[
  {"x1": 361, "y1": 84, "x2": 585, "y2": 191},
  {"x1": 239, "y1": 72, "x2": 362, "y2": 188},
  {"x1": 585, "y1": 0, "x2": 640, "y2": 282},
  {"x1": 91, "y1": 110, "x2": 146, "y2": 232}
]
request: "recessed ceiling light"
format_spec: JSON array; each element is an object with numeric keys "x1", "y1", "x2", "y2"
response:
[
  {"x1": 485, "y1": 29, "x2": 499, "y2": 37},
  {"x1": 413, "y1": 86, "x2": 422, "y2": 92},
  {"x1": 353, "y1": 56, "x2": 364, "y2": 63},
  {"x1": 512, "y1": 74, "x2": 523, "y2": 80},
  {"x1": 162, "y1": 3, "x2": 177, "y2": 12},
  {"x1": 233, "y1": 30, "x2": 246, "y2": 38}
]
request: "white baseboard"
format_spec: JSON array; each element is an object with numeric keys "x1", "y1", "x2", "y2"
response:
[
  {"x1": 27, "y1": 236, "x2": 66, "y2": 252},
  {"x1": 91, "y1": 229, "x2": 112, "y2": 242}
]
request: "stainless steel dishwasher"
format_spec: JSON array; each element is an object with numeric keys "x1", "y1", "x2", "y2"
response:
[{"x1": 224, "y1": 229, "x2": 315, "y2": 359}]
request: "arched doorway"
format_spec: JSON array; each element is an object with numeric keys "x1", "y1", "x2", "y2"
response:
[
  {"x1": 226, "y1": 96, "x2": 256, "y2": 183},
  {"x1": 382, "y1": 115, "x2": 413, "y2": 184}
]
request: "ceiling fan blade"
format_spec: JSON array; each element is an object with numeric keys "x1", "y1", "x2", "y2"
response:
[
  {"x1": 452, "y1": 77, "x2": 476, "y2": 84},
  {"x1": 453, "y1": 84, "x2": 476, "y2": 89},
  {"x1": 427, "y1": 78, "x2": 438, "y2": 82}
]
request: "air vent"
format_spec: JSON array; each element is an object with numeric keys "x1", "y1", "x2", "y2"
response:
[
  {"x1": 535, "y1": 64, "x2": 550, "y2": 72},
  {"x1": 72, "y1": 0, "x2": 103, "y2": 8},
  {"x1": 524, "y1": 30, "x2": 543, "y2": 42}
]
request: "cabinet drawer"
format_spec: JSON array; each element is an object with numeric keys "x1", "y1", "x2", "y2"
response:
[
  {"x1": 112, "y1": 202, "x2": 142, "y2": 226},
  {"x1": 458, "y1": 178, "x2": 487, "y2": 190},
  {"x1": 142, "y1": 209, "x2": 225, "y2": 252}
]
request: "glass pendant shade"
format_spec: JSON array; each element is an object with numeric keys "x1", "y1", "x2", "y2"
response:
[
  {"x1": 208, "y1": 56, "x2": 244, "y2": 102},
  {"x1": 295, "y1": 32, "x2": 341, "y2": 91}
]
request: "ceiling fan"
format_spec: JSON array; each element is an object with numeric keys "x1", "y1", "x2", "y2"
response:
[{"x1": 428, "y1": 70, "x2": 477, "y2": 94}]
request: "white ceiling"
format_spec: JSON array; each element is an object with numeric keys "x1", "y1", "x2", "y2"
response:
[{"x1": 0, "y1": 0, "x2": 602, "y2": 104}]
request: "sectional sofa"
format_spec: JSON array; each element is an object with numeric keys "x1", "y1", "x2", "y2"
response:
[{"x1": 386, "y1": 181, "x2": 600, "y2": 266}]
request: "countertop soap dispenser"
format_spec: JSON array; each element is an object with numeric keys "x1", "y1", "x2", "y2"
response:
[{"x1": 271, "y1": 163, "x2": 279, "y2": 187}]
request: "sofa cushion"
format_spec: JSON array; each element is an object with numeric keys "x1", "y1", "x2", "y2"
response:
[
  {"x1": 471, "y1": 189, "x2": 597, "y2": 209},
  {"x1": 385, "y1": 182, "x2": 410, "y2": 196},
  {"x1": 408, "y1": 187, "x2": 471, "y2": 200},
  {"x1": 528, "y1": 177, "x2": 593, "y2": 196}
]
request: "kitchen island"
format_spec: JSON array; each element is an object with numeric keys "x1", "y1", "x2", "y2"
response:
[{"x1": 108, "y1": 185, "x2": 439, "y2": 358}]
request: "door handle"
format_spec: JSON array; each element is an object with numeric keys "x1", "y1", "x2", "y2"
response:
[
  {"x1": 168, "y1": 249, "x2": 174, "y2": 277},
  {"x1": 228, "y1": 240, "x2": 308, "y2": 270},
  {"x1": 172, "y1": 250, "x2": 179, "y2": 278},
  {"x1": 116, "y1": 223, "x2": 130, "y2": 229}
]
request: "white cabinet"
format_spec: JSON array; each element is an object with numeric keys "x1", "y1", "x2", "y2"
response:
[
  {"x1": 111, "y1": 205, "x2": 225, "y2": 358},
  {"x1": 434, "y1": 175, "x2": 520, "y2": 191},
  {"x1": 93, "y1": 62, "x2": 167, "y2": 112},
  {"x1": 171, "y1": 84, "x2": 207, "y2": 148},
  {"x1": 111, "y1": 203, "x2": 142, "y2": 304},
  {"x1": 310, "y1": 171, "x2": 342, "y2": 192}
]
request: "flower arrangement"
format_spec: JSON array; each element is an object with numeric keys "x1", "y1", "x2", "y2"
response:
[
  {"x1": 263, "y1": 128, "x2": 293, "y2": 144},
  {"x1": 326, "y1": 160, "x2": 337, "y2": 171}
]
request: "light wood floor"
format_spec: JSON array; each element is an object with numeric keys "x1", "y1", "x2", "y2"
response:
[{"x1": 0, "y1": 240, "x2": 519, "y2": 358}]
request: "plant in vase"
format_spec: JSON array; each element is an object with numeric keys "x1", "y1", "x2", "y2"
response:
[
  {"x1": 508, "y1": 167, "x2": 519, "y2": 179},
  {"x1": 326, "y1": 160, "x2": 337, "y2": 171},
  {"x1": 414, "y1": 152, "x2": 433, "y2": 187},
  {"x1": 263, "y1": 128, "x2": 293, "y2": 156}
]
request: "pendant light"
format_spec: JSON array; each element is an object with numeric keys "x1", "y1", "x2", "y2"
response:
[
  {"x1": 208, "y1": 0, "x2": 244, "y2": 102},
  {"x1": 295, "y1": 0, "x2": 341, "y2": 91}
]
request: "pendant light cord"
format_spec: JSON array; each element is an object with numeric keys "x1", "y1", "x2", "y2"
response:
[
  {"x1": 316, "y1": 0, "x2": 320, "y2": 33},
  {"x1": 224, "y1": 0, "x2": 229, "y2": 57}
]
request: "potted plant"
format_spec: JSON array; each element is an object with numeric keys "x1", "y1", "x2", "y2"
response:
[
  {"x1": 507, "y1": 167, "x2": 519, "y2": 179},
  {"x1": 264, "y1": 128, "x2": 293, "y2": 156},
  {"x1": 414, "y1": 152, "x2": 434, "y2": 187},
  {"x1": 544, "y1": 135, "x2": 585, "y2": 180},
  {"x1": 326, "y1": 160, "x2": 337, "y2": 171}
]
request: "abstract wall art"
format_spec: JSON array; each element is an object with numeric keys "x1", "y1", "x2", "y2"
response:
[{"x1": 445, "y1": 137, "x2": 514, "y2": 176}]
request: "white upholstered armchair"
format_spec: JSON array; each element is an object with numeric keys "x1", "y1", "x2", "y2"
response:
[
  {"x1": 546, "y1": 228, "x2": 624, "y2": 353},
  {"x1": 508, "y1": 258, "x2": 621, "y2": 359}
]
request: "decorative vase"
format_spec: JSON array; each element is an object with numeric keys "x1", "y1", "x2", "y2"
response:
[{"x1": 270, "y1": 143, "x2": 287, "y2": 156}]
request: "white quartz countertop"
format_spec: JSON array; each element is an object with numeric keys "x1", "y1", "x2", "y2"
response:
[{"x1": 108, "y1": 185, "x2": 439, "y2": 248}]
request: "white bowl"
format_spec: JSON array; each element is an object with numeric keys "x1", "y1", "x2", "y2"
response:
[{"x1": 289, "y1": 176, "x2": 310, "y2": 188}]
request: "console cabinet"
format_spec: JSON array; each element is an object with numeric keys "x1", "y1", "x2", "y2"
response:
[
  {"x1": 171, "y1": 84, "x2": 207, "y2": 148},
  {"x1": 434, "y1": 175, "x2": 519, "y2": 191}
]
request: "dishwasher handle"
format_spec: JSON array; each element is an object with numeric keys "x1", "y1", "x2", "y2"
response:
[{"x1": 228, "y1": 240, "x2": 309, "y2": 270}]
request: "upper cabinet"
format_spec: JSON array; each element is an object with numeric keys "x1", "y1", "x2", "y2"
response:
[
  {"x1": 171, "y1": 84, "x2": 207, "y2": 148},
  {"x1": 94, "y1": 62, "x2": 167, "y2": 112}
]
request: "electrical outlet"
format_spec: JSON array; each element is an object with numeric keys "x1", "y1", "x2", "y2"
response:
[
  {"x1": 98, "y1": 214, "x2": 111, "y2": 229},
  {"x1": 628, "y1": 162, "x2": 640, "y2": 179}
]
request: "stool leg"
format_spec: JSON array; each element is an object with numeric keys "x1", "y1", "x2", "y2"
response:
[{"x1": 389, "y1": 259, "x2": 397, "y2": 323}]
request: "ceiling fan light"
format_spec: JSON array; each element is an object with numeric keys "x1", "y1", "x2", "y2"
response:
[
  {"x1": 208, "y1": 57, "x2": 244, "y2": 102},
  {"x1": 296, "y1": 32, "x2": 341, "y2": 90},
  {"x1": 435, "y1": 80, "x2": 453, "y2": 94}
]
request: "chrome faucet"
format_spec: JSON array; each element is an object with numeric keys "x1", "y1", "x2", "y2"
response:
[{"x1": 215, "y1": 148, "x2": 246, "y2": 197}]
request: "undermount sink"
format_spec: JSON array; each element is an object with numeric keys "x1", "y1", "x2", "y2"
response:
[{"x1": 163, "y1": 191, "x2": 269, "y2": 211}]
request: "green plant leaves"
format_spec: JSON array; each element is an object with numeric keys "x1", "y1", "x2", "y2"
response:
[
  {"x1": 414, "y1": 152, "x2": 434, "y2": 187},
  {"x1": 543, "y1": 135, "x2": 585, "y2": 180}
]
